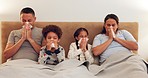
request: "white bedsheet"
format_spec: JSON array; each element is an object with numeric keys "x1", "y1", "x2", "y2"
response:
[{"x1": 1, "y1": 52, "x2": 147, "y2": 78}]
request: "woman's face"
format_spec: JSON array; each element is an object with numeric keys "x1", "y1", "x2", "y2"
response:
[
  {"x1": 76, "y1": 30, "x2": 88, "y2": 40},
  {"x1": 46, "y1": 32, "x2": 60, "y2": 43},
  {"x1": 104, "y1": 18, "x2": 118, "y2": 33}
]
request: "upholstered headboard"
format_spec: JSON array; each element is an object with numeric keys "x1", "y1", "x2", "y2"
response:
[{"x1": 0, "y1": 21, "x2": 138, "y2": 63}]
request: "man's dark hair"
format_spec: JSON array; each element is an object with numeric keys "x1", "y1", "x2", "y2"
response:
[{"x1": 20, "y1": 7, "x2": 35, "y2": 16}]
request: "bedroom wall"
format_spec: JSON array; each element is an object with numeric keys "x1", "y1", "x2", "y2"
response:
[{"x1": 0, "y1": 0, "x2": 148, "y2": 64}]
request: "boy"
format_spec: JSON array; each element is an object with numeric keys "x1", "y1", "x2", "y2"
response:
[{"x1": 38, "y1": 25, "x2": 65, "y2": 65}]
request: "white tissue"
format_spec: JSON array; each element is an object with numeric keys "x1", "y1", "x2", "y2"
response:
[
  {"x1": 85, "y1": 38, "x2": 89, "y2": 41},
  {"x1": 51, "y1": 43, "x2": 55, "y2": 48},
  {"x1": 78, "y1": 38, "x2": 82, "y2": 46},
  {"x1": 26, "y1": 22, "x2": 29, "y2": 24},
  {"x1": 22, "y1": 22, "x2": 32, "y2": 29},
  {"x1": 78, "y1": 38, "x2": 88, "y2": 46}
]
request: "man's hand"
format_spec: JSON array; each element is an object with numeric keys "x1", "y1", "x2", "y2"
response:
[
  {"x1": 26, "y1": 28, "x2": 32, "y2": 41},
  {"x1": 21, "y1": 27, "x2": 27, "y2": 41}
]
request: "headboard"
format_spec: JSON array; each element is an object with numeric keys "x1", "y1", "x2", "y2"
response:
[{"x1": 0, "y1": 21, "x2": 138, "y2": 63}]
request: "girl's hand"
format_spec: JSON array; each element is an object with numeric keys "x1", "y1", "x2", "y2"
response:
[{"x1": 80, "y1": 38, "x2": 88, "y2": 52}]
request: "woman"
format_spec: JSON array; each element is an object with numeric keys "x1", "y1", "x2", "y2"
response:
[{"x1": 92, "y1": 14, "x2": 138, "y2": 64}]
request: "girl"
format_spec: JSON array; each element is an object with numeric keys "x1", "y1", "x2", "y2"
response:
[{"x1": 68, "y1": 27, "x2": 94, "y2": 64}]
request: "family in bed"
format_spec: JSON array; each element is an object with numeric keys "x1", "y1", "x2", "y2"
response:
[{"x1": 3, "y1": 7, "x2": 148, "y2": 76}]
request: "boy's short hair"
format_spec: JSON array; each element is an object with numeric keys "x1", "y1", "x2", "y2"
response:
[
  {"x1": 42, "y1": 25, "x2": 63, "y2": 39},
  {"x1": 20, "y1": 7, "x2": 35, "y2": 16}
]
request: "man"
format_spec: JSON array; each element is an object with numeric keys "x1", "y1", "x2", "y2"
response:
[{"x1": 3, "y1": 7, "x2": 43, "y2": 62}]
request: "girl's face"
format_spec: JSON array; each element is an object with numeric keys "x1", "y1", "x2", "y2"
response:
[
  {"x1": 46, "y1": 32, "x2": 60, "y2": 43},
  {"x1": 76, "y1": 30, "x2": 88, "y2": 40},
  {"x1": 104, "y1": 18, "x2": 118, "y2": 33}
]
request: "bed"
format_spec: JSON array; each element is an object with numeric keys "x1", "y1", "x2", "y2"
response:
[
  {"x1": 0, "y1": 21, "x2": 138, "y2": 63},
  {"x1": 1, "y1": 21, "x2": 147, "y2": 78}
]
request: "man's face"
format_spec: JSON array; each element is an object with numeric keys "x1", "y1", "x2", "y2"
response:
[{"x1": 20, "y1": 13, "x2": 36, "y2": 26}]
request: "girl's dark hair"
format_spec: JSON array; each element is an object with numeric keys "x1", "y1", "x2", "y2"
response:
[
  {"x1": 20, "y1": 7, "x2": 35, "y2": 16},
  {"x1": 74, "y1": 27, "x2": 89, "y2": 49},
  {"x1": 101, "y1": 14, "x2": 119, "y2": 34},
  {"x1": 42, "y1": 25, "x2": 62, "y2": 39}
]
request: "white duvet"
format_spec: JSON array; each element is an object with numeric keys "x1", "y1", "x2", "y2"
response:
[
  {"x1": 0, "y1": 52, "x2": 147, "y2": 78},
  {"x1": 0, "y1": 59, "x2": 98, "y2": 78},
  {"x1": 89, "y1": 52, "x2": 148, "y2": 78}
]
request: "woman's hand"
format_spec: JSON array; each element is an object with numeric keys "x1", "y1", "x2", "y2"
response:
[
  {"x1": 108, "y1": 26, "x2": 115, "y2": 40},
  {"x1": 108, "y1": 28, "x2": 114, "y2": 40}
]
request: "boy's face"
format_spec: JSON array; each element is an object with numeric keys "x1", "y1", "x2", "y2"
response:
[
  {"x1": 20, "y1": 13, "x2": 36, "y2": 27},
  {"x1": 46, "y1": 32, "x2": 60, "y2": 43}
]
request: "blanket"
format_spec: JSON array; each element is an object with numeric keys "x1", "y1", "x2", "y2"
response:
[
  {"x1": 89, "y1": 52, "x2": 148, "y2": 78},
  {"x1": 1, "y1": 52, "x2": 147, "y2": 78},
  {"x1": 0, "y1": 59, "x2": 97, "y2": 78}
]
